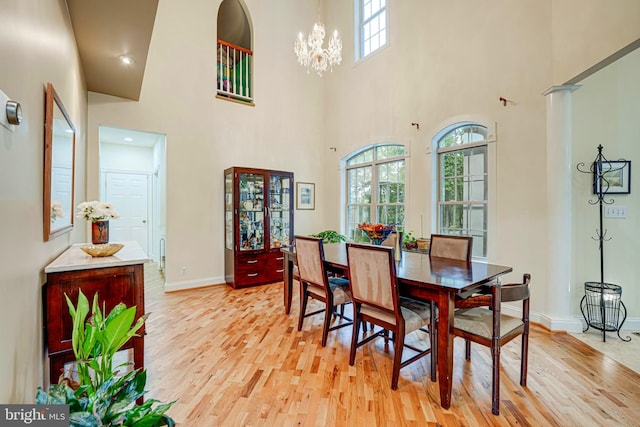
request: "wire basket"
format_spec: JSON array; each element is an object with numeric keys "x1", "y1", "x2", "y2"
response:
[{"x1": 581, "y1": 282, "x2": 623, "y2": 332}]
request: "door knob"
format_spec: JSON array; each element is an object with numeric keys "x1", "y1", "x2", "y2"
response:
[{"x1": 142, "y1": 220, "x2": 147, "y2": 223}]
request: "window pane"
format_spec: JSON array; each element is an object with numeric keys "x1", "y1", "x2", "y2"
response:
[
  {"x1": 363, "y1": 0, "x2": 372, "y2": 20},
  {"x1": 346, "y1": 143, "x2": 406, "y2": 240},
  {"x1": 377, "y1": 205, "x2": 404, "y2": 228},
  {"x1": 348, "y1": 167, "x2": 372, "y2": 204},
  {"x1": 436, "y1": 124, "x2": 488, "y2": 257},
  {"x1": 377, "y1": 160, "x2": 405, "y2": 203}
]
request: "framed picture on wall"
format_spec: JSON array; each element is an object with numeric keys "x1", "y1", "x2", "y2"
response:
[
  {"x1": 296, "y1": 182, "x2": 315, "y2": 210},
  {"x1": 593, "y1": 160, "x2": 631, "y2": 194}
]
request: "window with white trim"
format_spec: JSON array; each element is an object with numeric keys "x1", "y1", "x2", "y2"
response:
[
  {"x1": 345, "y1": 144, "x2": 405, "y2": 241},
  {"x1": 436, "y1": 124, "x2": 488, "y2": 258},
  {"x1": 355, "y1": 0, "x2": 387, "y2": 60}
]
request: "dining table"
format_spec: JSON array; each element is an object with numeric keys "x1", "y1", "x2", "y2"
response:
[{"x1": 280, "y1": 243, "x2": 513, "y2": 410}]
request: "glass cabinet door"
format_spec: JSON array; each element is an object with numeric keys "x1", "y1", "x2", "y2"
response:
[
  {"x1": 268, "y1": 174, "x2": 291, "y2": 248},
  {"x1": 225, "y1": 172, "x2": 233, "y2": 250},
  {"x1": 239, "y1": 173, "x2": 265, "y2": 251}
]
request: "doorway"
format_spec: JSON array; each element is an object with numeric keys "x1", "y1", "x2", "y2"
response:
[{"x1": 98, "y1": 126, "x2": 167, "y2": 274}]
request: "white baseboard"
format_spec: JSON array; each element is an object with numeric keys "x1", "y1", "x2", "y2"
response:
[
  {"x1": 164, "y1": 275, "x2": 226, "y2": 292},
  {"x1": 501, "y1": 304, "x2": 639, "y2": 333}
]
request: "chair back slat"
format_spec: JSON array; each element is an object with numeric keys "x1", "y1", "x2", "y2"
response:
[
  {"x1": 429, "y1": 234, "x2": 473, "y2": 262},
  {"x1": 346, "y1": 244, "x2": 397, "y2": 313},
  {"x1": 500, "y1": 274, "x2": 531, "y2": 303},
  {"x1": 295, "y1": 236, "x2": 328, "y2": 295}
]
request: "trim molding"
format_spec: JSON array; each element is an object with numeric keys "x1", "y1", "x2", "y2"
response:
[{"x1": 165, "y1": 276, "x2": 225, "y2": 292}]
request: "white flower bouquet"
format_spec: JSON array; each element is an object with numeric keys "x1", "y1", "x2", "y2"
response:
[{"x1": 76, "y1": 201, "x2": 121, "y2": 223}]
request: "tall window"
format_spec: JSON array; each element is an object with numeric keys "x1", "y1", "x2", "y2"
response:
[
  {"x1": 436, "y1": 124, "x2": 488, "y2": 258},
  {"x1": 345, "y1": 144, "x2": 405, "y2": 241},
  {"x1": 356, "y1": 0, "x2": 387, "y2": 60}
]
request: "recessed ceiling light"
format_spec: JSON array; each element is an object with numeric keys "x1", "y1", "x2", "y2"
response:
[
  {"x1": 119, "y1": 55, "x2": 135, "y2": 65},
  {"x1": 124, "y1": 137, "x2": 133, "y2": 142}
]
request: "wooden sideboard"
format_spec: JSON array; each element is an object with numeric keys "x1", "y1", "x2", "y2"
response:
[{"x1": 43, "y1": 242, "x2": 148, "y2": 385}]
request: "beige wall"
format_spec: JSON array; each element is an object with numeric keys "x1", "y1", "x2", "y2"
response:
[
  {"x1": 572, "y1": 49, "x2": 640, "y2": 323},
  {"x1": 326, "y1": 0, "x2": 553, "y2": 319},
  {"x1": 0, "y1": 0, "x2": 87, "y2": 403},
  {"x1": 552, "y1": 0, "x2": 640, "y2": 84}
]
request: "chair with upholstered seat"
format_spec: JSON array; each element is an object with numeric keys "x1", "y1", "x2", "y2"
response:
[
  {"x1": 346, "y1": 243, "x2": 435, "y2": 389},
  {"x1": 429, "y1": 234, "x2": 473, "y2": 262},
  {"x1": 295, "y1": 235, "x2": 353, "y2": 346},
  {"x1": 453, "y1": 273, "x2": 531, "y2": 415}
]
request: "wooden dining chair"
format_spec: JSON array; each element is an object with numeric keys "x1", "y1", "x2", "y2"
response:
[
  {"x1": 429, "y1": 234, "x2": 473, "y2": 262},
  {"x1": 295, "y1": 235, "x2": 353, "y2": 346},
  {"x1": 346, "y1": 243, "x2": 436, "y2": 389},
  {"x1": 453, "y1": 273, "x2": 531, "y2": 415}
]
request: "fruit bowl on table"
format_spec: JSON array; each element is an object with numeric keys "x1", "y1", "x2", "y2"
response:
[
  {"x1": 80, "y1": 243, "x2": 124, "y2": 257},
  {"x1": 357, "y1": 223, "x2": 395, "y2": 245}
]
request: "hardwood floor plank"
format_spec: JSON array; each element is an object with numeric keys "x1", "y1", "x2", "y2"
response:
[{"x1": 142, "y1": 270, "x2": 640, "y2": 426}]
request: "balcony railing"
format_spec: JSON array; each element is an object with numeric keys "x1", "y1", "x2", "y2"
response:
[{"x1": 217, "y1": 39, "x2": 253, "y2": 103}]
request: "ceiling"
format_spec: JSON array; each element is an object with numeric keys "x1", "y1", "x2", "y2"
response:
[{"x1": 65, "y1": 0, "x2": 159, "y2": 101}]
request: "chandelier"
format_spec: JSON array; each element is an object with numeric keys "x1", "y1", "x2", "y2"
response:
[{"x1": 294, "y1": 21, "x2": 342, "y2": 76}]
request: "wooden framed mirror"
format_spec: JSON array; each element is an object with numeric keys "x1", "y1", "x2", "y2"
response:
[{"x1": 43, "y1": 82, "x2": 76, "y2": 241}]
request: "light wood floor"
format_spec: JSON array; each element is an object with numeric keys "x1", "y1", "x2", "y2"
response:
[{"x1": 143, "y1": 266, "x2": 640, "y2": 426}]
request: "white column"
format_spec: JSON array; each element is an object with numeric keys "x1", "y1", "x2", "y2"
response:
[{"x1": 542, "y1": 85, "x2": 581, "y2": 331}]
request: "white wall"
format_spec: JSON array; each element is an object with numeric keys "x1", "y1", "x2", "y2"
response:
[
  {"x1": 572, "y1": 49, "x2": 640, "y2": 324},
  {"x1": 0, "y1": 0, "x2": 87, "y2": 403}
]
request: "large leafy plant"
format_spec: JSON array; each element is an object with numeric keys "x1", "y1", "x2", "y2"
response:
[{"x1": 36, "y1": 290, "x2": 175, "y2": 427}]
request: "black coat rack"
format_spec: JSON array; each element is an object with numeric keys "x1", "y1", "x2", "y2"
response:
[{"x1": 576, "y1": 145, "x2": 630, "y2": 342}]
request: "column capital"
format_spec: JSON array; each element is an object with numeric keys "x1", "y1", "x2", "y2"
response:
[{"x1": 542, "y1": 85, "x2": 581, "y2": 96}]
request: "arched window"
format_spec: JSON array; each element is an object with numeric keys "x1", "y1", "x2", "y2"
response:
[
  {"x1": 435, "y1": 123, "x2": 488, "y2": 257},
  {"x1": 217, "y1": 0, "x2": 253, "y2": 103},
  {"x1": 344, "y1": 144, "x2": 406, "y2": 241}
]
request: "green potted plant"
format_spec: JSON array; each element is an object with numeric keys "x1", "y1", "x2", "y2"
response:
[
  {"x1": 403, "y1": 231, "x2": 418, "y2": 250},
  {"x1": 310, "y1": 230, "x2": 347, "y2": 244},
  {"x1": 36, "y1": 290, "x2": 175, "y2": 427}
]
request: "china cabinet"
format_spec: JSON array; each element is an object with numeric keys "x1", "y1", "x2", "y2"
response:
[{"x1": 224, "y1": 167, "x2": 294, "y2": 288}]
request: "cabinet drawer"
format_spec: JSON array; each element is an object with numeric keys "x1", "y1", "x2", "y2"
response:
[{"x1": 235, "y1": 254, "x2": 269, "y2": 285}]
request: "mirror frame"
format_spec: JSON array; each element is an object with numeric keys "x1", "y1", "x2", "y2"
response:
[{"x1": 43, "y1": 82, "x2": 76, "y2": 241}]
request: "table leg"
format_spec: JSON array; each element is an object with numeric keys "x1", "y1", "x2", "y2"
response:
[
  {"x1": 283, "y1": 253, "x2": 294, "y2": 314},
  {"x1": 436, "y1": 292, "x2": 455, "y2": 409}
]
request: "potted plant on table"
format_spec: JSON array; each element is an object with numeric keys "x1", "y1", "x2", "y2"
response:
[
  {"x1": 310, "y1": 230, "x2": 347, "y2": 244},
  {"x1": 403, "y1": 231, "x2": 418, "y2": 250},
  {"x1": 36, "y1": 290, "x2": 175, "y2": 427}
]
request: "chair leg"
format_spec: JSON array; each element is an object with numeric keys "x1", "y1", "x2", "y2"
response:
[
  {"x1": 465, "y1": 339, "x2": 471, "y2": 360},
  {"x1": 321, "y1": 299, "x2": 333, "y2": 347},
  {"x1": 391, "y1": 329, "x2": 404, "y2": 390},
  {"x1": 491, "y1": 344, "x2": 501, "y2": 415},
  {"x1": 521, "y1": 327, "x2": 529, "y2": 386},
  {"x1": 349, "y1": 306, "x2": 362, "y2": 366},
  {"x1": 297, "y1": 283, "x2": 308, "y2": 331},
  {"x1": 429, "y1": 323, "x2": 437, "y2": 382}
]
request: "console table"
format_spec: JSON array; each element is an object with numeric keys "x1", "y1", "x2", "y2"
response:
[{"x1": 43, "y1": 241, "x2": 148, "y2": 385}]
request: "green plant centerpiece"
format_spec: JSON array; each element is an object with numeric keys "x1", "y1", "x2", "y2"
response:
[
  {"x1": 310, "y1": 230, "x2": 347, "y2": 244},
  {"x1": 36, "y1": 290, "x2": 175, "y2": 427}
]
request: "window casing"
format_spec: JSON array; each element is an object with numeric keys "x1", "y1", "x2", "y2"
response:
[
  {"x1": 356, "y1": 0, "x2": 387, "y2": 60},
  {"x1": 345, "y1": 144, "x2": 405, "y2": 241},
  {"x1": 436, "y1": 125, "x2": 488, "y2": 258}
]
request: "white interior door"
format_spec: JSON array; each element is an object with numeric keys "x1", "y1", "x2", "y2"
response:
[{"x1": 105, "y1": 172, "x2": 150, "y2": 254}]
